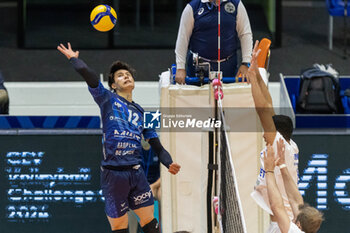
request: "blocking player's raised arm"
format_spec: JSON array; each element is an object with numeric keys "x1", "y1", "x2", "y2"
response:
[
  {"x1": 248, "y1": 40, "x2": 276, "y2": 145},
  {"x1": 276, "y1": 138, "x2": 304, "y2": 219},
  {"x1": 264, "y1": 146, "x2": 291, "y2": 233},
  {"x1": 57, "y1": 42, "x2": 99, "y2": 88}
]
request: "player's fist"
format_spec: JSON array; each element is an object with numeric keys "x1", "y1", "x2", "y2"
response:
[
  {"x1": 175, "y1": 69, "x2": 186, "y2": 84},
  {"x1": 168, "y1": 163, "x2": 181, "y2": 175}
]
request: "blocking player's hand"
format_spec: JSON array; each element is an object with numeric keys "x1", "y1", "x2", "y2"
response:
[
  {"x1": 168, "y1": 163, "x2": 181, "y2": 175},
  {"x1": 275, "y1": 138, "x2": 286, "y2": 166},
  {"x1": 247, "y1": 40, "x2": 261, "y2": 83},
  {"x1": 264, "y1": 145, "x2": 275, "y2": 172},
  {"x1": 57, "y1": 42, "x2": 79, "y2": 60}
]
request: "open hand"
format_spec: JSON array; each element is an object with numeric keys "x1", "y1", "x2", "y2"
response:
[
  {"x1": 275, "y1": 138, "x2": 286, "y2": 166},
  {"x1": 168, "y1": 162, "x2": 181, "y2": 175},
  {"x1": 247, "y1": 40, "x2": 261, "y2": 83},
  {"x1": 57, "y1": 42, "x2": 79, "y2": 60},
  {"x1": 264, "y1": 145, "x2": 276, "y2": 172}
]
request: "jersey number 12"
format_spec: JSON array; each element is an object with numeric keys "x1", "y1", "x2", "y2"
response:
[{"x1": 128, "y1": 109, "x2": 139, "y2": 127}]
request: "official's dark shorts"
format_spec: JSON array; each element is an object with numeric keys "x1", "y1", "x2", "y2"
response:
[{"x1": 101, "y1": 166, "x2": 154, "y2": 218}]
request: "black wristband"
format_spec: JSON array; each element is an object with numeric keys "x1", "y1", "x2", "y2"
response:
[{"x1": 242, "y1": 62, "x2": 250, "y2": 67}]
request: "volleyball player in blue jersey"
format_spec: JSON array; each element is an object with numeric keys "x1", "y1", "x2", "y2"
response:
[{"x1": 58, "y1": 43, "x2": 180, "y2": 233}]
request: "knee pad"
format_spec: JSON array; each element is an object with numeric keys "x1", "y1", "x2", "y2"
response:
[{"x1": 142, "y1": 218, "x2": 159, "y2": 233}]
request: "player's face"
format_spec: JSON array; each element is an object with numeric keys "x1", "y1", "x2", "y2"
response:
[{"x1": 113, "y1": 69, "x2": 135, "y2": 92}]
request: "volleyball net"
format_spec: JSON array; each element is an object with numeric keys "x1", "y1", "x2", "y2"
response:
[{"x1": 216, "y1": 94, "x2": 247, "y2": 233}]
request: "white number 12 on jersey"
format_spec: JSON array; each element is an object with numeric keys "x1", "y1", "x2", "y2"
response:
[{"x1": 128, "y1": 109, "x2": 139, "y2": 127}]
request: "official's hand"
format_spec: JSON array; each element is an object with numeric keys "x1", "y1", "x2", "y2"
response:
[
  {"x1": 237, "y1": 65, "x2": 249, "y2": 83},
  {"x1": 57, "y1": 42, "x2": 79, "y2": 60},
  {"x1": 175, "y1": 69, "x2": 186, "y2": 84},
  {"x1": 264, "y1": 145, "x2": 275, "y2": 172},
  {"x1": 168, "y1": 163, "x2": 181, "y2": 175}
]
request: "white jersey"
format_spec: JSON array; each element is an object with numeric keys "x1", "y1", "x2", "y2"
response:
[
  {"x1": 251, "y1": 132, "x2": 299, "y2": 220},
  {"x1": 289, "y1": 222, "x2": 304, "y2": 233},
  {"x1": 266, "y1": 222, "x2": 281, "y2": 233},
  {"x1": 265, "y1": 222, "x2": 304, "y2": 233}
]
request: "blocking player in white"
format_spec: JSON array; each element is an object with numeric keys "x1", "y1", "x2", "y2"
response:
[
  {"x1": 264, "y1": 140, "x2": 323, "y2": 233},
  {"x1": 248, "y1": 40, "x2": 300, "y2": 232}
]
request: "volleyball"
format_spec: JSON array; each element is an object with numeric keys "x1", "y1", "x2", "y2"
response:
[{"x1": 90, "y1": 5, "x2": 117, "y2": 32}]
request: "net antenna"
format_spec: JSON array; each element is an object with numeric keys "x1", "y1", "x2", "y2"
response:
[{"x1": 217, "y1": 0, "x2": 221, "y2": 82}]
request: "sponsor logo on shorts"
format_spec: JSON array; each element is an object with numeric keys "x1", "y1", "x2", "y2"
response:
[
  {"x1": 133, "y1": 190, "x2": 152, "y2": 205},
  {"x1": 120, "y1": 202, "x2": 128, "y2": 212}
]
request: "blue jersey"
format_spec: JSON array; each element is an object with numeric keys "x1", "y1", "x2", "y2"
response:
[
  {"x1": 189, "y1": 0, "x2": 239, "y2": 60},
  {"x1": 89, "y1": 82, "x2": 158, "y2": 167}
]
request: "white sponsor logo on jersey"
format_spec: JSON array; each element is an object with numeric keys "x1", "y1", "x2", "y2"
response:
[{"x1": 198, "y1": 7, "x2": 204, "y2": 15}]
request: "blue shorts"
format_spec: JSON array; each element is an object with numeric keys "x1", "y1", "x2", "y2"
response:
[{"x1": 101, "y1": 166, "x2": 154, "y2": 218}]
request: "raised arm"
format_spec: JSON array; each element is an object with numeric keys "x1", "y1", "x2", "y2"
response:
[
  {"x1": 57, "y1": 43, "x2": 99, "y2": 88},
  {"x1": 276, "y1": 138, "x2": 304, "y2": 219},
  {"x1": 148, "y1": 137, "x2": 181, "y2": 175},
  {"x1": 264, "y1": 145, "x2": 291, "y2": 233},
  {"x1": 247, "y1": 40, "x2": 276, "y2": 144}
]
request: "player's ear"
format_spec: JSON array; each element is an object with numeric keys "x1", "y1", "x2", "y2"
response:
[
  {"x1": 296, "y1": 221, "x2": 302, "y2": 229},
  {"x1": 111, "y1": 82, "x2": 118, "y2": 91}
]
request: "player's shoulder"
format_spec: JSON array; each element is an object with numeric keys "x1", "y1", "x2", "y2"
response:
[
  {"x1": 289, "y1": 138, "x2": 299, "y2": 154},
  {"x1": 273, "y1": 131, "x2": 286, "y2": 144},
  {"x1": 131, "y1": 101, "x2": 144, "y2": 114},
  {"x1": 273, "y1": 131, "x2": 294, "y2": 150},
  {"x1": 228, "y1": 0, "x2": 241, "y2": 6},
  {"x1": 289, "y1": 222, "x2": 305, "y2": 233},
  {"x1": 88, "y1": 81, "x2": 111, "y2": 96},
  {"x1": 189, "y1": 0, "x2": 202, "y2": 10}
]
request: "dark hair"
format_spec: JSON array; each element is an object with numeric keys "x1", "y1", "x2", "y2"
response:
[
  {"x1": 296, "y1": 204, "x2": 324, "y2": 233},
  {"x1": 108, "y1": 61, "x2": 136, "y2": 90},
  {"x1": 272, "y1": 115, "x2": 293, "y2": 141}
]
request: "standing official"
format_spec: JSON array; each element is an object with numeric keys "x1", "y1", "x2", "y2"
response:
[{"x1": 175, "y1": 0, "x2": 253, "y2": 83}]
